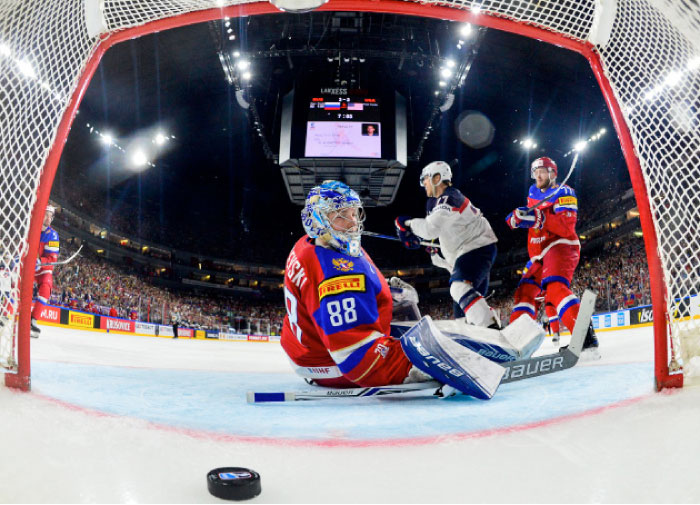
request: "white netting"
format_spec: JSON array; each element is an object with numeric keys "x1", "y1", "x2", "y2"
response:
[{"x1": 0, "y1": 0, "x2": 698, "y2": 384}]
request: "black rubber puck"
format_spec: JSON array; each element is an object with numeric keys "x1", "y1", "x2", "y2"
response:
[{"x1": 207, "y1": 467, "x2": 261, "y2": 501}]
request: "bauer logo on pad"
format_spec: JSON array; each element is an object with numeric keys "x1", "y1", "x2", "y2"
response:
[{"x1": 318, "y1": 274, "x2": 365, "y2": 300}]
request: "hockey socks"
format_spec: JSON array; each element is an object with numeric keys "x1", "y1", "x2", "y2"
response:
[{"x1": 451, "y1": 281, "x2": 498, "y2": 327}]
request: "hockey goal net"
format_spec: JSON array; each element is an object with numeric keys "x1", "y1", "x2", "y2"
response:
[{"x1": 1, "y1": 0, "x2": 698, "y2": 390}]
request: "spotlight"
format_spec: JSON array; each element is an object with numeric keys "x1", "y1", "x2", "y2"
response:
[
  {"x1": 440, "y1": 68, "x2": 453, "y2": 78},
  {"x1": 100, "y1": 133, "x2": 113, "y2": 146},
  {"x1": 242, "y1": 71, "x2": 252, "y2": 80},
  {"x1": 460, "y1": 24, "x2": 472, "y2": 37},
  {"x1": 17, "y1": 59, "x2": 36, "y2": 79},
  {"x1": 574, "y1": 140, "x2": 588, "y2": 152},
  {"x1": 237, "y1": 60, "x2": 250, "y2": 70},
  {"x1": 233, "y1": 50, "x2": 240, "y2": 58},
  {"x1": 154, "y1": 132, "x2": 168, "y2": 145},
  {"x1": 130, "y1": 149, "x2": 148, "y2": 168}
]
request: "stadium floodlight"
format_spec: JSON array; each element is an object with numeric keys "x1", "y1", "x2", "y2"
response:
[
  {"x1": 438, "y1": 80, "x2": 447, "y2": 87},
  {"x1": 688, "y1": 56, "x2": 700, "y2": 71},
  {"x1": 17, "y1": 59, "x2": 36, "y2": 79},
  {"x1": 228, "y1": 35, "x2": 236, "y2": 41},
  {"x1": 100, "y1": 133, "x2": 113, "y2": 146},
  {"x1": 440, "y1": 67, "x2": 453, "y2": 78},
  {"x1": 574, "y1": 140, "x2": 588, "y2": 152},
  {"x1": 665, "y1": 71, "x2": 682, "y2": 87},
  {"x1": 242, "y1": 71, "x2": 252, "y2": 80},
  {"x1": 237, "y1": 59, "x2": 250, "y2": 70},
  {"x1": 472, "y1": 5, "x2": 482, "y2": 14},
  {"x1": 446, "y1": 59, "x2": 456, "y2": 68},
  {"x1": 130, "y1": 149, "x2": 148, "y2": 168},
  {"x1": 460, "y1": 23, "x2": 473, "y2": 37},
  {"x1": 520, "y1": 138, "x2": 537, "y2": 149},
  {"x1": 599, "y1": 127, "x2": 606, "y2": 135},
  {"x1": 225, "y1": 21, "x2": 230, "y2": 27},
  {"x1": 233, "y1": 51, "x2": 241, "y2": 58},
  {"x1": 154, "y1": 132, "x2": 168, "y2": 145}
]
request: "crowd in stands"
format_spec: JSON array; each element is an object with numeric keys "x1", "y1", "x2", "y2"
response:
[
  {"x1": 47, "y1": 232, "x2": 650, "y2": 337},
  {"x1": 50, "y1": 241, "x2": 286, "y2": 335}
]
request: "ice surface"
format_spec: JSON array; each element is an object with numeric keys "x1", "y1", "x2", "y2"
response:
[{"x1": 2, "y1": 324, "x2": 700, "y2": 503}]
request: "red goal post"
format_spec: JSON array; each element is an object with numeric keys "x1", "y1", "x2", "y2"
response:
[{"x1": 1, "y1": 0, "x2": 697, "y2": 390}]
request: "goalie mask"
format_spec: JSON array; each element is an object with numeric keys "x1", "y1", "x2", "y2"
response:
[
  {"x1": 531, "y1": 157, "x2": 557, "y2": 181},
  {"x1": 419, "y1": 161, "x2": 452, "y2": 187},
  {"x1": 301, "y1": 180, "x2": 365, "y2": 257}
]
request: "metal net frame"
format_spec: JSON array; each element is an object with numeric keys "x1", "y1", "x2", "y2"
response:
[{"x1": 1, "y1": 0, "x2": 698, "y2": 390}]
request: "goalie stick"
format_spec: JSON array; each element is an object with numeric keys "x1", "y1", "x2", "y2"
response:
[
  {"x1": 246, "y1": 290, "x2": 595, "y2": 403},
  {"x1": 362, "y1": 230, "x2": 439, "y2": 248}
]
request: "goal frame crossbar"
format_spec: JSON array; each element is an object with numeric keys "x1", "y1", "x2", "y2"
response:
[{"x1": 4, "y1": 0, "x2": 679, "y2": 391}]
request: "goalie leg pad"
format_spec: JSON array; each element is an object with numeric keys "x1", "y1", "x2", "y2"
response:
[{"x1": 400, "y1": 316, "x2": 505, "y2": 399}]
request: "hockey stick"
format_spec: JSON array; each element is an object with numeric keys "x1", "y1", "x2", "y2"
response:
[
  {"x1": 39, "y1": 244, "x2": 83, "y2": 267},
  {"x1": 247, "y1": 291, "x2": 596, "y2": 403},
  {"x1": 247, "y1": 381, "x2": 441, "y2": 403},
  {"x1": 501, "y1": 289, "x2": 594, "y2": 382},
  {"x1": 526, "y1": 151, "x2": 580, "y2": 212},
  {"x1": 362, "y1": 230, "x2": 439, "y2": 248}
]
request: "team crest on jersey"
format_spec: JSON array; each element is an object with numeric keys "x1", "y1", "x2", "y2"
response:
[{"x1": 332, "y1": 258, "x2": 354, "y2": 272}]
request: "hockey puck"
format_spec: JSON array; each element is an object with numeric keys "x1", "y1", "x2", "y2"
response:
[{"x1": 207, "y1": 467, "x2": 261, "y2": 501}]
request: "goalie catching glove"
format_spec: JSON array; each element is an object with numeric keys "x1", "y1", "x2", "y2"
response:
[
  {"x1": 506, "y1": 206, "x2": 545, "y2": 230},
  {"x1": 389, "y1": 276, "x2": 419, "y2": 305},
  {"x1": 394, "y1": 216, "x2": 421, "y2": 249}
]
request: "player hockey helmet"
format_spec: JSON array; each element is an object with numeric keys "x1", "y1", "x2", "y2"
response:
[
  {"x1": 301, "y1": 180, "x2": 365, "y2": 257},
  {"x1": 419, "y1": 161, "x2": 452, "y2": 187},
  {"x1": 531, "y1": 157, "x2": 558, "y2": 180},
  {"x1": 46, "y1": 205, "x2": 56, "y2": 215}
]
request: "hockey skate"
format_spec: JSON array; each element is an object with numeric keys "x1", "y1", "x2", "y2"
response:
[
  {"x1": 580, "y1": 322, "x2": 600, "y2": 360},
  {"x1": 551, "y1": 332, "x2": 560, "y2": 347},
  {"x1": 30, "y1": 318, "x2": 40, "y2": 338}
]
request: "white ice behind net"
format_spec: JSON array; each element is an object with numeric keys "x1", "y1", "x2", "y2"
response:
[{"x1": 0, "y1": 0, "x2": 698, "y2": 380}]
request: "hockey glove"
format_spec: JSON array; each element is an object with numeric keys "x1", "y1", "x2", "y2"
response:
[
  {"x1": 389, "y1": 276, "x2": 419, "y2": 305},
  {"x1": 394, "y1": 216, "x2": 421, "y2": 250},
  {"x1": 425, "y1": 241, "x2": 440, "y2": 256},
  {"x1": 506, "y1": 206, "x2": 544, "y2": 230}
]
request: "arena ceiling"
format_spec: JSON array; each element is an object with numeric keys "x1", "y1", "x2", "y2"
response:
[{"x1": 55, "y1": 10, "x2": 629, "y2": 266}]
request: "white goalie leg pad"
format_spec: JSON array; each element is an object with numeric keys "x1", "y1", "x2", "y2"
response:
[
  {"x1": 500, "y1": 314, "x2": 546, "y2": 360},
  {"x1": 424, "y1": 317, "x2": 545, "y2": 361},
  {"x1": 400, "y1": 316, "x2": 505, "y2": 400}
]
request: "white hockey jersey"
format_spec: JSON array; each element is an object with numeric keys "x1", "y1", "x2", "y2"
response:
[{"x1": 408, "y1": 187, "x2": 497, "y2": 272}]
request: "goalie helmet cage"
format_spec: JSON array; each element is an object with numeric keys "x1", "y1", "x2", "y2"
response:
[{"x1": 1, "y1": 0, "x2": 697, "y2": 391}]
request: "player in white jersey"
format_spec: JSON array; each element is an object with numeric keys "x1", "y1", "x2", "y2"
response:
[{"x1": 395, "y1": 161, "x2": 500, "y2": 328}]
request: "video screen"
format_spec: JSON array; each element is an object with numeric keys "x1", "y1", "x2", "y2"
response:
[{"x1": 304, "y1": 97, "x2": 381, "y2": 158}]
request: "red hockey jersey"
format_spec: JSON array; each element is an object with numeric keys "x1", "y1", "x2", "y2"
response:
[
  {"x1": 281, "y1": 236, "x2": 412, "y2": 387},
  {"x1": 526, "y1": 184, "x2": 579, "y2": 261}
]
